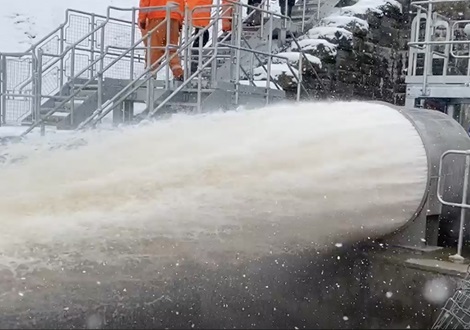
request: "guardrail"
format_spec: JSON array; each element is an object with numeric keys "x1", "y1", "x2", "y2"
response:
[{"x1": 437, "y1": 149, "x2": 470, "y2": 263}]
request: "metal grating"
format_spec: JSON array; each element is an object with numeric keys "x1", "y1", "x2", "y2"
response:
[{"x1": 433, "y1": 268, "x2": 470, "y2": 329}]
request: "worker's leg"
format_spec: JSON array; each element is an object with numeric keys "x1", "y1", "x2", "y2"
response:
[
  {"x1": 279, "y1": 0, "x2": 286, "y2": 16},
  {"x1": 147, "y1": 18, "x2": 166, "y2": 72},
  {"x1": 191, "y1": 27, "x2": 201, "y2": 74},
  {"x1": 287, "y1": 0, "x2": 295, "y2": 18},
  {"x1": 169, "y1": 18, "x2": 184, "y2": 79},
  {"x1": 191, "y1": 28, "x2": 210, "y2": 74}
]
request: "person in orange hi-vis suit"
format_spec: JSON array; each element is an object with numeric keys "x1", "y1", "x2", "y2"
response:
[
  {"x1": 187, "y1": 0, "x2": 211, "y2": 74},
  {"x1": 139, "y1": 0, "x2": 185, "y2": 80},
  {"x1": 222, "y1": 0, "x2": 234, "y2": 32}
]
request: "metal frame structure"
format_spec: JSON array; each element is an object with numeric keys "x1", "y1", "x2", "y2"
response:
[
  {"x1": 406, "y1": 0, "x2": 470, "y2": 115},
  {"x1": 0, "y1": 0, "x2": 339, "y2": 134},
  {"x1": 438, "y1": 150, "x2": 470, "y2": 263}
]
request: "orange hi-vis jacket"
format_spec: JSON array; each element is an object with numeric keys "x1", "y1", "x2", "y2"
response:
[
  {"x1": 222, "y1": 0, "x2": 235, "y2": 31},
  {"x1": 187, "y1": 0, "x2": 212, "y2": 28},
  {"x1": 139, "y1": 0, "x2": 185, "y2": 23}
]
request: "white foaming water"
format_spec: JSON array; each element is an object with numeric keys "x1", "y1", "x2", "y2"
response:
[{"x1": 0, "y1": 101, "x2": 428, "y2": 267}]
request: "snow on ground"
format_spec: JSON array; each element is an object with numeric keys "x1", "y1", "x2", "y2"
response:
[
  {"x1": 289, "y1": 38, "x2": 338, "y2": 57},
  {"x1": 338, "y1": 0, "x2": 402, "y2": 17},
  {"x1": 321, "y1": 15, "x2": 369, "y2": 32},
  {"x1": 306, "y1": 26, "x2": 353, "y2": 42},
  {"x1": 253, "y1": 63, "x2": 298, "y2": 80},
  {"x1": 274, "y1": 52, "x2": 322, "y2": 68}
]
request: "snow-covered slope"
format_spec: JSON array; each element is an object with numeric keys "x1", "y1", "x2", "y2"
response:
[{"x1": 0, "y1": 0, "x2": 136, "y2": 52}]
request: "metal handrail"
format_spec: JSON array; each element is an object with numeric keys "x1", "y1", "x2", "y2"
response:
[
  {"x1": 85, "y1": 1, "x2": 314, "y2": 126},
  {"x1": 77, "y1": 6, "x2": 233, "y2": 129},
  {"x1": 16, "y1": 0, "x2": 316, "y2": 133},
  {"x1": 21, "y1": 5, "x2": 178, "y2": 135},
  {"x1": 437, "y1": 149, "x2": 470, "y2": 263}
]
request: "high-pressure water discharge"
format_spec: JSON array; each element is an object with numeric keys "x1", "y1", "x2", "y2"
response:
[{"x1": 0, "y1": 101, "x2": 467, "y2": 328}]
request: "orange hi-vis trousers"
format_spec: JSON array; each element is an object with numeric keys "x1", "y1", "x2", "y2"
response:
[{"x1": 141, "y1": 18, "x2": 184, "y2": 79}]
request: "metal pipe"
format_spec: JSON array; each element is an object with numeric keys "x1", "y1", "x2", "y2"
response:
[
  {"x1": 90, "y1": 14, "x2": 96, "y2": 79},
  {"x1": 165, "y1": 5, "x2": 171, "y2": 88},
  {"x1": 37, "y1": 50, "x2": 45, "y2": 136},
  {"x1": 211, "y1": 0, "x2": 221, "y2": 86},
  {"x1": 234, "y1": 1, "x2": 243, "y2": 105},
  {"x1": 146, "y1": 33, "x2": 153, "y2": 111},
  {"x1": 98, "y1": 25, "x2": 106, "y2": 111},
  {"x1": 31, "y1": 53, "x2": 39, "y2": 125},
  {"x1": 130, "y1": 8, "x2": 136, "y2": 80},
  {"x1": 302, "y1": 0, "x2": 307, "y2": 32},
  {"x1": 197, "y1": 33, "x2": 203, "y2": 113},
  {"x1": 265, "y1": 15, "x2": 273, "y2": 105},
  {"x1": 70, "y1": 47, "x2": 76, "y2": 126},
  {"x1": 184, "y1": 5, "x2": 190, "y2": 82},
  {"x1": 421, "y1": 0, "x2": 433, "y2": 96},
  {"x1": 0, "y1": 55, "x2": 6, "y2": 125},
  {"x1": 59, "y1": 27, "x2": 65, "y2": 96},
  {"x1": 454, "y1": 154, "x2": 470, "y2": 262},
  {"x1": 317, "y1": 0, "x2": 320, "y2": 21},
  {"x1": 297, "y1": 52, "x2": 303, "y2": 101}
]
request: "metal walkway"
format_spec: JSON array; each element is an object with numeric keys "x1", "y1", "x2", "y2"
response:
[
  {"x1": 406, "y1": 0, "x2": 470, "y2": 118},
  {"x1": 0, "y1": 0, "x2": 340, "y2": 135}
]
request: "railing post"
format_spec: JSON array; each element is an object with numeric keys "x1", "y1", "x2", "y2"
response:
[
  {"x1": 0, "y1": 55, "x2": 6, "y2": 126},
  {"x1": 98, "y1": 26, "x2": 106, "y2": 111},
  {"x1": 146, "y1": 33, "x2": 155, "y2": 112},
  {"x1": 297, "y1": 52, "x2": 303, "y2": 101},
  {"x1": 165, "y1": 5, "x2": 171, "y2": 88},
  {"x1": 90, "y1": 14, "x2": 96, "y2": 79},
  {"x1": 422, "y1": 0, "x2": 433, "y2": 96},
  {"x1": 234, "y1": 0, "x2": 243, "y2": 105},
  {"x1": 265, "y1": 14, "x2": 273, "y2": 105},
  {"x1": 302, "y1": 0, "x2": 307, "y2": 32},
  {"x1": 37, "y1": 50, "x2": 45, "y2": 136},
  {"x1": 59, "y1": 29, "x2": 66, "y2": 97},
  {"x1": 197, "y1": 33, "x2": 203, "y2": 113},
  {"x1": 211, "y1": 0, "x2": 221, "y2": 86},
  {"x1": 130, "y1": 8, "x2": 136, "y2": 80},
  {"x1": 184, "y1": 5, "x2": 190, "y2": 82},
  {"x1": 317, "y1": 0, "x2": 320, "y2": 21},
  {"x1": 70, "y1": 47, "x2": 76, "y2": 126},
  {"x1": 450, "y1": 154, "x2": 470, "y2": 263}
]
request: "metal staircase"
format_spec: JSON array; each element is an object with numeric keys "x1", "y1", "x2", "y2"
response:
[{"x1": 0, "y1": 0, "x2": 340, "y2": 136}]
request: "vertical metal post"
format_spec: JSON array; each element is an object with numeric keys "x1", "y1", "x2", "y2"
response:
[
  {"x1": 197, "y1": 33, "x2": 203, "y2": 113},
  {"x1": 98, "y1": 26, "x2": 105, "y2": 111},
  {"x1": 184, "y1": 5, "x2": 190, "y2": 82},
  {"x1": 165, "y1": 5, "x2": 171, "y2": 88},
  {"x1": 302, "y1": 0, "x2": 307, "y2": 32},
  {"x1": 211, "y1": 0, "x2": 221, "y2": 86},
  {"x1": 130, "y1": 8, "x2": 136, "y2": 80},
  {"x1": 260, "y1": 0, "x2": 265, "y2": 38},
  {"x1": 317, "y1": 0, "x2": 320, "y2": 21},
  {"x1": 450, "y1": 154, "x2": 470, "y2": 263},
  {"x1": 234, "y1": 1, "x2": 243, "y2": 105},
  {"x1": 70, "y1": 47, "x2": 76, "y2": 126},
  {"x1": 422, "y1": 1, "x2": 433, "y2": 95},
  {"x1": 90, "y1": 14, "x2": 96, "y2": 79},
  {"x1": 31, "y1": 53, "x2": 39, "y2": 126},
  {"x1": 146, "y1": 33, "x2": 154, "y2": 112},
  {"x1": 297, "y1": 52, "x2": 303, "y2": 101},
  {"x1": 59, "y1": 27, "x2": 65, "y2": 96},
  {"x1": 265, "y1": 15, "x2": 273, "y2": 105},
  {"x1": 0, "y1": 55, "x2": 6, "y2": 126}
]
